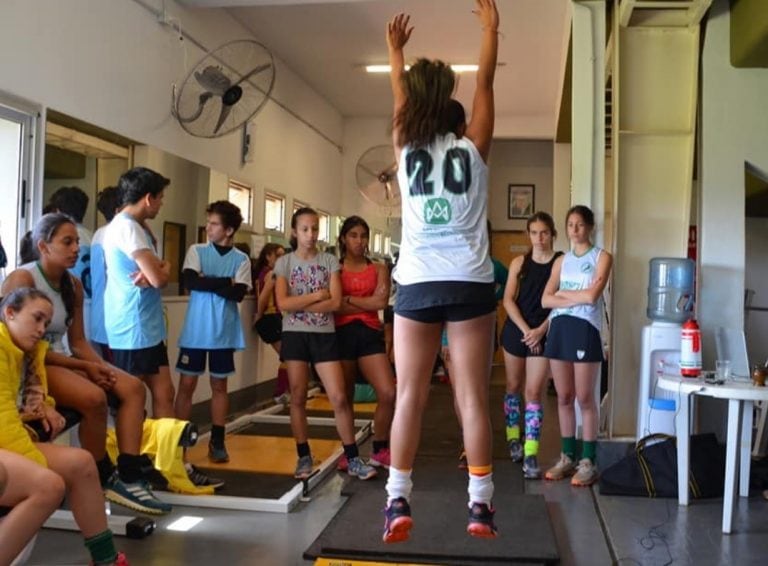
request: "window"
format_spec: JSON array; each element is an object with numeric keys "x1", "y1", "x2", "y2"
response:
[
  {"x1": 228, "y1": 180, "x2": 252, "y2": 226},
  {"x1": 264, "y1": 191, "x2": 285, "y2": 232},
  {"x1": 317, "y1": 210, "x2": 330, "y2": 243},
  {"x1": 293, "y1": 200, "x2": 309, "y2": 214},
  {"x1": 383, "y1": 235, "x2": 391, "y2": 256},
  {"x1": 372, "y1": 230, "x2": 382, "y2": 254}
]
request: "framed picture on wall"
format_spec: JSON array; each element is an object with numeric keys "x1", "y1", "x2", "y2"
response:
[{"x1": 508, "y1": 184, "x2": 535, "y2": 219}]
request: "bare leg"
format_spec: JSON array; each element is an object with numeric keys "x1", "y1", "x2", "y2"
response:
[
  {"x1": 446, "y1": 313, "x2": 495, "y2": 468},
  {"x1": 210, "y1": 377, "x2": 229, "y2": 427},
  {"x1": 574, "y1": 362, "x2": 600, "y2": 441},
  {"x1": 174, "y1": 375, "x2": 198, "y2": 421},
  {"x1": 524, "y1": 356, "x2": 550, "y2": 403},
  {"x1": 46, "y1": 365, "x2": 108, "y2": 460},
  {"x1": 109, "y1": 369, "x2": 146, "y2": 455},
  {"x1": 141, "y1": 365, "x2": 176, "y2": 418},
  {"x1": 550, "y1": 360, "x2": 576, "y2": 438},
  {"x1": 286, "y1": 361, "x2": 310, "y2": 443},
  {"x1": 340, "y1": 359, "x2": 358, "y2": 410},
  {"x1": 390, "y1": 316, "x2": 443, "y2": 470},
  {"x1": 0, "y1": 451, "x2": 65, "y2": 566},
  {"x1": 36, "y1": 443, "x2": 107, "y2": 538},
  {"x1": 315, "y1": 360, "x2": 356, "y2": 444},
  {"x1": 358, "y1": 353, "x2": 396, "y2": 443}
]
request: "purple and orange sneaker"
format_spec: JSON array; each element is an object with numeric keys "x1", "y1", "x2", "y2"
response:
[
  {"x1": 383, "y1": 497, "x2": 413, "y2": 543},
  {"x1": 467, "y1": 502, "x2": 497, "y2": 538}
]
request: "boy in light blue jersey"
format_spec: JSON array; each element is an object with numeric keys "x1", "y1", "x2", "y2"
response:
[
  {"x1": 89, "y1": 186, "x2": 121, "y2": 358},
  {"x1": 173, "y1": 201, "x2": 252, "y2": 464},
  {"x1": 103, "y1": 167, "x2": 175, "y2": 418}
]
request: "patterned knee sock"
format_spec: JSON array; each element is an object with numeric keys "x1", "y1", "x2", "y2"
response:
[
  {"x1": 504, "y1": 393, "x2": 521, "y2": 442},
  {"x1": 524, "y1": 402, "x2": 543, "y2": 457}
]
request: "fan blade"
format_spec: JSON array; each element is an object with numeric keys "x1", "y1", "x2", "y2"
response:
[
  {"x1": 358, "y1": 162, "x2": 380, "y2": 181},
  {"x1": 232, "y1": 63, "x2": 273, "y2": 89},
  {"x1": 194, "y1": 66, "x2": 231, "y2": 95},
  {"x1": 213, "y1": 103, "x2": 233, "y2": 134},
  {"x1": 176, "y1": 92, "x2": 213, "y2": 123}
]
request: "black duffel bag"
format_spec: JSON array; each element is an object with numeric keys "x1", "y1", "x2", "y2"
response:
[{"x1": 599, "y1": 433, "x2": 725, "y2": 498}]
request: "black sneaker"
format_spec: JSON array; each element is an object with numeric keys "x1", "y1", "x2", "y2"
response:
[
  {"x1": 186, "y1": 464, "x2": 225, "y2": 489},
  {"x1": 467, "y1": 502, "x2": 497, "y2": 538},
  {"x1": 382, "y1": 497, "x2": 413, "y2": 543},
  {"x1": 523, "y1": 455, "x2": 541, "y2": 480}
]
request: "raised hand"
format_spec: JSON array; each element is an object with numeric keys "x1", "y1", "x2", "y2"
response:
[
  {"x1": 387, "y1": 13, "x2": 413, "y2": 51},
  {"x1": 473, "y1": 0, "x2": 499, "y2": 32}
]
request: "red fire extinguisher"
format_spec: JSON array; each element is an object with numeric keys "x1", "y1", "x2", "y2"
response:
[{"x1": 680, "y1": 319, "x2": 701, "y2": 377}]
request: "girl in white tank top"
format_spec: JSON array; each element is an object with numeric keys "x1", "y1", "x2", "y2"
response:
[{"x1": 541, "y1": 206, "x2": 613, "y2": 487}]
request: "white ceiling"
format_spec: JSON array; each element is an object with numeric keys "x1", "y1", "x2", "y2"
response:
[{"x1": 179, "y1": 0, "x2": 571, "y2": 135}]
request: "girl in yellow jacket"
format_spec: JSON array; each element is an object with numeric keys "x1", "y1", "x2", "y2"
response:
[{"x1": 0, "y1": 287, "x2": 128, "y2": 566}]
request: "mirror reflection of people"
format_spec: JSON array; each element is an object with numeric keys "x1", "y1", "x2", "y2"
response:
[
  {"x1": 49, "y1": 186, "x2": 93, "y2": 297},
  {"x1": 384, "y1": 0, "x2": 500, "y2": 543},
  {"x1": 510, "y1": 188, "x2": 533, "y2": 217}
]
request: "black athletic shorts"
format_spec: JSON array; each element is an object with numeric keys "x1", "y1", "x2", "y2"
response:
[
  {"x1": 395, "y1": 281, "x2": 496, "y2": 323},
  {"x1": 281, "y1": 331, "x2": 339, "y2": 364},
  {"x1": 336, "y1": 320, "x2": 386, "y2": 360},
  {"x1": 112, "y1": 341, "x2": 169, "y2": 376},
  {"x1": 501, "y1": 319, "x2": 548, "y2": 358},
  {"x1": 176, "y1": 348, "x2": 236, "y2": 377},
  {"x1": 254, "y1": 313, "x2": 282, "y2": 344}
]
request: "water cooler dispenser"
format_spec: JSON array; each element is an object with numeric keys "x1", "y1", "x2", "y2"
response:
[{"x1": 636, "y1": 258, "x2": 695, "y2": 438}]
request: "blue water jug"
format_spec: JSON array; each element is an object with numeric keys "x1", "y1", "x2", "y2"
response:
[{"x1": 647, "y1": 258, "x2": 695, "y2": 323}]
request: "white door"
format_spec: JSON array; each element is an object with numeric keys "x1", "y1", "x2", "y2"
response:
[{"x1": 0, "y1": 102, "x2": 37, "y2": 278}]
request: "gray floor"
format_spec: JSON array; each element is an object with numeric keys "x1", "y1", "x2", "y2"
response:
[{"x1": 27, "y1": 368, "x2": 768, "y2": 565}]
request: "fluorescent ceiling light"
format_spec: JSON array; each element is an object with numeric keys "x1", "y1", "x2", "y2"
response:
[
  {"x1": 167, "y1": 516, "x2": 204, "y2": 532},
  {"x1": 365, "y1": 64, "x2": 479, "y2": 73}
]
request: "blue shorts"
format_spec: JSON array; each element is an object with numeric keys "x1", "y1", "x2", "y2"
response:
[
  {"x1": 112, "y1": 342, "x2": 169, "y2": 376},
  {"x1": 176, "y1": 348, "x2": 236, "y2": 378},
  {"x1": 281, "y1": 331, "x2": 339, "y2": 364},
  {"x1": 501, "y1": 319, "x2": 547, "y2": 358},
  {"x1": 395, "y1": 281, "x2": 496, "y2": 323},
  {"x1": 336, "y1": 320, "x2": 386, "y2": 360},
  {"x1": 544, "y1": 315, "x2": 604, "y2": 363}
]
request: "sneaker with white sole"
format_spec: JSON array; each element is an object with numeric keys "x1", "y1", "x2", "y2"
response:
[
  {"x1": 105, "y1": 475, "x2": 172, "y2": 515},
  {"x1": 186, "y1": 464, "x2": 225, "y2": 489},
  {"x1": 544, "y1": 453, "x2": 577, "y2": 481},
  {"x1": 523, "y1": 455, "x2": 541, "y2": 479},
  {"x1": 295, "y1": 455, "x2": 314, "y2": 479},
  {"x1": 347, "y1": 456, "x2": 377, "y2": 480},
  {"x1": 508, "y1": 440, "x2": 523, "y2": 462},
  {"x1": 571, "y1": 458, "x2": 599, "y2": 487},
  {"x1": 370, "y1": 448, "x2": 391, "y2": 468}
]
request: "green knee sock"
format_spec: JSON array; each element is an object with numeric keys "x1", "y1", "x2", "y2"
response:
[
  {"x1": 562, "y1": 436, "x2": 577, "y2": 460},
  {"x1": 582, "y1": 440, "x2": 597, "y2": 463},
  {"x1": 84, "y1": 529, "x2": 117, "y2": 565}
]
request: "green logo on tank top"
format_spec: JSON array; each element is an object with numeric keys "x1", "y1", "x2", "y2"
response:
[{"x1": 424, "y1": 197, "x2": 451, "y2": 224}]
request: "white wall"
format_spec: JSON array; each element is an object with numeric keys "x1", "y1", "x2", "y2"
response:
[
  {"x1": 0, "y1": 0, "x2": 344, "y2": 225},
  {"x1": 700, "y1": 0, "x2": 768, "y2": 358},
  {"x1": 488, "y1": 140, "x2": 554, "y2": 231}
]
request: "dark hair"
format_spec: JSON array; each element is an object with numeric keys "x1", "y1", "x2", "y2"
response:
[
  {"x1": 49, "y1": 186, "x2": 89, "y2": 223},
  {"x1": 566, "y1": 205, "x2": 595, "y2": 229},
  {"x1": 527, "y1": 212, "x2": 558, "y2": 239},
  {"x1": 31, "y1": 213, "x2": 77, "y2": 326},
  {"x1": 289, "y1": 207, "x2": 318, "y2": 251},
  {"x1": 234, "y1": 242, "x2": 251, "y2": 256},
  {"x1": 118, "y1": 167, "x2": 169, "y2": 205},
  {"x1": 337, "y1": 215, "x2": 371, "y2": 263},
  {"x1": 19, "y1": 231, "x2": 38, "y2": 264},
  {"x1": 253, "y1": 243, "x2": 283, "y2": 276},
  {"x1": 0, "y1": 287, "x2": 52, "y2": 320},
  {"x1": 394, "y1": 58, "x2": 456, "y2": 148},
  {"x1": 443, "y1": 99, "x2": 466, "y2": 136},
  {"x1": 96, "y1": 186, "x2": 121, "y2": 223},
  {"x1": 206, "y1": 200, "x2": 243, "y2": 232}
]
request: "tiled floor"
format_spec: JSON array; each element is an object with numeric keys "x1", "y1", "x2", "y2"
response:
[{"x1": 27, "y1": 367, "x2": 768, "y2": 565}]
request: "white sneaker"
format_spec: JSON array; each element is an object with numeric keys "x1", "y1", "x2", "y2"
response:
[{"x1": 571, "y1": 458, "x2": 599, "y2": 487}]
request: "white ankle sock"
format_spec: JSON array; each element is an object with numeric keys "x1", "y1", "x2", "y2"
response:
[
  {"x1": 385, "y1": 467, "x2": 413, "y2": 504},
  {"x1": 467, "y1": 472, "x2": 494, "y2": 507}
]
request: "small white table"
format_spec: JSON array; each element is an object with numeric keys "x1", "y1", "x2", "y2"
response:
[{"x1": 656, "y1": 375, "x2": 768, "y2": 533}]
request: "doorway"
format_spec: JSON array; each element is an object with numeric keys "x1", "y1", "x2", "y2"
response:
[{"x1": 0, "y1": 101, "x2": 37, "y2": 279}]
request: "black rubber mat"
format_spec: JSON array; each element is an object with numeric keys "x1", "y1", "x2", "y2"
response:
[
  {"x1": 198, "y1": 468, "x2": 301, "y2": 499},
  {"x1": 304, "y1": 456, "x2": 558, "y2": 565},
  {"x1": 234, "y1": 422, "x2": 341, "y2": 440}
]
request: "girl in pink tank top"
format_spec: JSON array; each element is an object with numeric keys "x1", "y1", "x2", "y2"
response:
[{"x1": 335, "y1": 216, "x2": 395, "y2": 469}]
